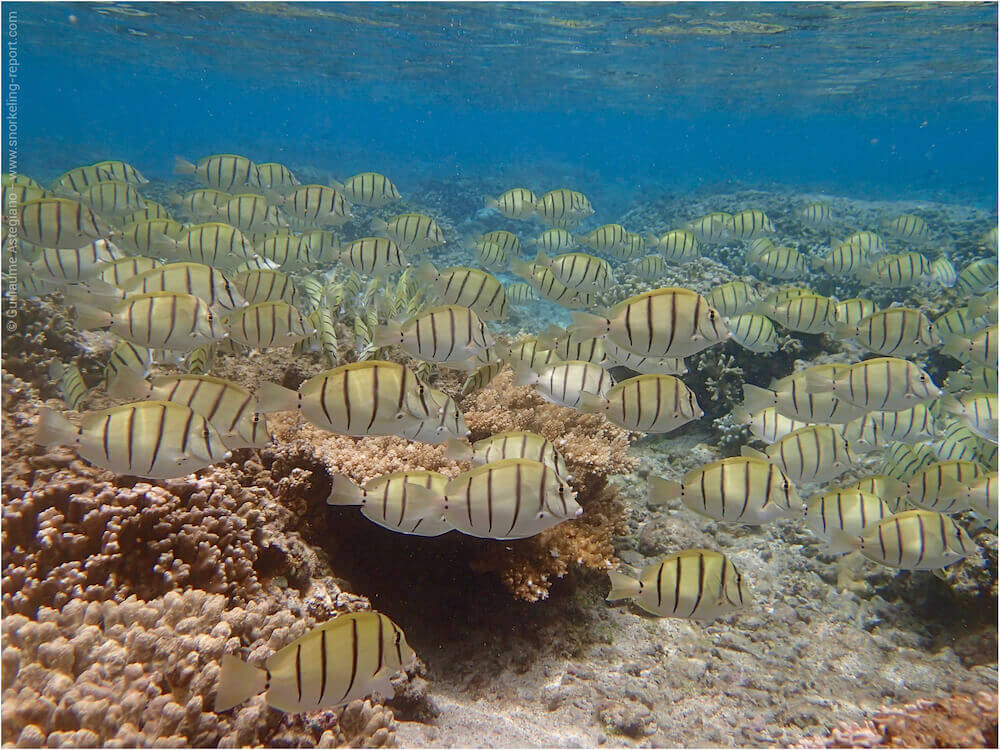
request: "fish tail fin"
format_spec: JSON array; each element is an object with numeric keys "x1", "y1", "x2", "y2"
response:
[
  {"x1": 606, "y1": 571, "x2": 641, "y2": 601},
  {"x1": 732, "y1": 406, "x2": 752, "y2": 425},
  {"x1": 256, "y1": 381, "x2": 299, "y2": 413},
  {"x1": 509, "y1": 258, "x2": 533, "y2": 280},
  {"x1": 533, "y1": 249, "x2": 551, "y2": 266},
  {"x1": 327, "y1": 474, "x2": 365, "y2": 506},
  {"x1": 568, "y1": 310, "x2": 610, "y2": 340},
  {"x1": 939, "y1": 334, "x2": 968, "y2": 360},
  {"x1": 372, "y1": 321, "x2": 403, "y2": 349},
  {"x1": 329, "y1": 178, "x2": 345, "y2": 191},
  {"x1": 214, "y1": 654, "x2": 267, "y2": 711},
  {"x1": 740, "y1": 445, "x2": 769, "y2": 460},
  {"x1": 829, "y1": 531, "x2": 862, "y2": 556},
  {"x1": 71, "y1": 303, "x2": 113, "y2": 331},
  {"x1": 645, "y1": 232, "x2": 659, "y2": 248},
  {"x1": 483, "y1": 195, "x2": 498, "y2": 210},
  {"x1": 173, "y1": 156, "x2": 196, "y2": 175},
  {"x1": 578, "y1": 391, "x2": 608, "y2": 415},
  {"x1": 741, "y1": 383, "x2": 776, "y2": 413},
  {"x1": 647, "y1": 475, "x2": 682, "y2": 505},
  {"x1": 415, "y1": 259, "x2": 439, "y2": 285},
  {"x1": 966, "y1": 298, "x2": 988, "y2": 318},
  {"x1": 443, "y1": 438, "x2": 475, "y2": 462},
  {"x1": 370, "y1": 217, "x2": 388, "y2": 234},
  {"x1": 509, "y1": 357, "x2": 538, "y2": 388},
  {"x1": 107, "y1": 366, "x2": 152, "y2": 401},
  {"x1": 35, "y1": 407, "x2": 76, "y2": 447}
]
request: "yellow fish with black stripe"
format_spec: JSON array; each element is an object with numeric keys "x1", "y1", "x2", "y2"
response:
[
  {"x1": 483, "y1": 187, "x2": 536, "y2": 219},
  {"x1": 374, "y1": 305, "x2": 494, "y2": 366},
  {"x1": 838, "y1": 307, "x2": 939, "y2": 357},
  {"x1": 373, "y1": 213, "x2": 445, "y2": 252},
  {"x1": 17, "y1": 197, "x2": 111, "y2": 248},
  {"x1": 174, "y1": 153, "x2": 262, "y2": 192},
  {"x1": 742, "y1": 425, "x2": 856, "y2": 484},
  {"x1": 216, "y1": 611, "x2": 416, "y2": 712},
  {"x1": 579, "y1": 374, "x2": 702, "y2": 433},
  {"x1": 834, "y1": 509, "x2": 975, "y2": 570},
  {"x1": 331, "y1": 172, "x2": 401, "y2": 207},
  {"x1": 607, "y1": 550, "x2": 748, "y2": 620},
  {"x1": 73, "y1": 291, "x2": 226, "y2": 351},
  {"x1": 648, "y1": 229, "x2": 700, "y2": 263},
  {"x1": 36, "y1": 400, "x2": 230, "y2": 479},
  {"x1": 225, "y1": 301, "x2": 313, "y2": 349},
  {"x1": 327, "y1": 471, "x2": 451, "y2": 536}
]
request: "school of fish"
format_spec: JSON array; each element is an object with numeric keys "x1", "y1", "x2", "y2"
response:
[{"x1": 5, "y1": 155, "x2": 997, "y2": 713}]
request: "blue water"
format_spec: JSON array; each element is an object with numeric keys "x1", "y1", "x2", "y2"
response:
[{"x1": 5, "y1": 2, "x2": 998, "y2": 208}]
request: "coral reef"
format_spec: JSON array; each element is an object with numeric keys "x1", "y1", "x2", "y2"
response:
[{"x1": 810, "y1": 690, "x2": 998, "y2": 748}]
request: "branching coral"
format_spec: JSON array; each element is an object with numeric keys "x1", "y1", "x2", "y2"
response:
[{"x1": 812, "y1": 691, "x2": 998, "y2": 748}]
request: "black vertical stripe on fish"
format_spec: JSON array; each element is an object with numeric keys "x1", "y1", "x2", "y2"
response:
[
  {"x1": 102, "y1": 413, "x2": 113, "y2": 461},
  {"x1": 339, "y1": 619, "x2": 359, "y2": 704},
  {"x1": 486, "y1": 462, "x2": 495, "y2": 534},
  {"x1": 657, "y1": 559, "x2": 667, "y2": 610},
  {"x1": 689, "y1": 552, "x2": 706, "y2": 618},
  {"x1": 698, "y1": 467, "x2": 708, "y2": 512},
  {"x1": 148, "y1": 402, "x2": 169, "y2": 473},
  {"x1": 294, "y1": 643, "x2": 303, "y2": 702},
  {"x1": 318, "y1": 629, "x2": 328, "y2": 704},
  {"x1": 738, "y1": 459, "x2": 751, "y2": 519},
  {"x1": 509, "y1": 461, "x2": 523, "y2": 536},
  {"x1": 375, "y1": 612, "x2": 385, "y2": 677}
]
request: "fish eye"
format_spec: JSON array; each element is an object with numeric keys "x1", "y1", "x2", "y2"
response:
[
  {"x1": 919, "y1": 374, "x2": 928, "y2": 382},
  {"x1": 203, "y1": 427, "x2": 211, "y2": 438}
]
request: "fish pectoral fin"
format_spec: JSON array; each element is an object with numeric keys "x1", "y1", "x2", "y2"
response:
[
  {"x1": 932, "y1": 567, "x2": 950, "y2": 581},
  {"x1": 369, "y1": 668, "x2": 396, "y2": 700}
]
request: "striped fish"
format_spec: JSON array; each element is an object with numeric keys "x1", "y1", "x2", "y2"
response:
[
  {"x1": 460, "y1": 361, "x2": 505, "y2": 397},
  {"x1": 544, "y1": 327, "x2": 605, "y2": 364},
  {"x1": 183, "y1": 343, "x2": 216, "y2": 375},
  {"x1": 726, "y1": 314, "x2": 780, "y2": 354},
  {"x1": 120, "y1": 201, "x2": 171, "y2": 224},
  {"x1": 633, "y1": 254, "x2": 668, "y2": 281},
  {"x1": 942, "y1": 392, "x2": 997, "y2": 443},
  {"x1": 302, "y1": 230, "x2": 341, "y2": 264},
  {"x1": 17, "y1": 197, "x2": 111, "y2": 248},
  {"x1": 935, "y1": 306, "x2": 991, "y2": 339},
  {"x1": 78, "y1": 180, "x2": 146, "y2": 217},
  {"x1": 373, "y1": 305, "x2": 493, "y2": 366},
  {"x1": 102, "y1": 340, "x2": 153, "y2": 385},
  {"x1": 512, "y1": 359, "x2": 613, "y2": 409},
  {"x1": 215, "y1": 611, "x2": 416, "y2": 713},
  {"x1": 395, "y1": 381, "x2": 469, "y2": 445},
  {"x1": 474, "y1": 241, "x2": 510, "y2": 271},
  {"x1": 256, "y1": 361, "x2": 438, "y2": 438},
  {"x1": 844, "y1": 510, "x2": 976, "y2": 570},
  {"x1": 447, "y1": 431, "x2": 570, "y2": 479},
  {"x1": 49, "y1": 362, "x2": 88, "y2": 411},
  {"x1": 902, "y1": 460, "x2": 982, "y2": 513},
  {"x1": 839, "y1": 307, "x2": 939, "y2": 357},
  {"x1": 620, "y1": 232, "x2": 647, "y2": 259},
  {"x1": 232, "y1": 268, "x2": 301, "y2": 307},
  {"x1": 765, "y1": 293, "x2": 837, "y2": 334},
  {"x1": 687, "y1": 213, "x2": 734, "y2": 245},
  {"x1": 479, "y1": 230, "x2": 522, "y2": 256},
  {"x1": 29, "y1": 239, "x2": 122, "y2": 282},
  {"x1": 796, "y1": 201, "x2": 832, "y2": 227},
  {"x1": 761, "y1": 286, "x2": 812, "y2": 309},
  {"x1": 804, "y1": 490, "x2": 892, "y2": 553},
  {"x1": 748, "y1": 244, "x2": 809, "y2": 280},
  {"x1": 108, "y1": 369, "x2": 270, "y2": 450},
  {"x1": 506, "y1": 282, "x2": 537, "y2": 304},
  {"x1": 331, "y1": 172, "x2": 400, "y2": 207},
  {"x1": 484, "y1": 187, "x2": 537, "y2": 219},
  {"x1": 570, "y1": 287, "x2": 730, "y2": 359},
  {"x1": 836, "y1": 475, "x2": 907, "y2": 505},
  {"x1": 882, "y1": 441, "x2": 940, "y2": 481},
  {"x1": 295, "y1": 272, "x2": 327, "y2": 314},
  {"x1": 835, "y1": 298, "x2": 878, "y2": 327},
  {"x1": 256, "y1": 230, "x2": 315, "y2": 271},
  {"x1": 930, "y1": 256, "x2": 958, "y2": 287},
  {"x1": 860, "y1": 252, "x2": 931, "y2": 287},
  {"x1": 745, "y1": 425, "x2": 856, "y2": 484},
  {"x1": 533, "y1": 250, "x2": 613, "y2": 293},
  {"x1": 812, "y1": 240, "x2": 872, "y2": 276},
  {"x1": 606, "y1": 550, "x2": 748, "y2": 621},
  {"x1": 35, "y1": 400, "x2": 230, "y2": 479},
  {"x1": 514, "y1": 262, "x2": 595, "y2": 309},
  {"x1": 225, "y1": 301, "x2": 312, "y2": 349},
  {"x1": 706, "y1": 281, "x2": 761, "y2": 317},
  {"x1": 3, "y1": 183, "x2": 51, "y2": 213},
  {"x1": 173, "y1": 188, "x2": 232, "y2": 220},
  {"x1": 373, "y1": 213, "x2": 445, "y2": 252},
  {"x1": 576, "y1": 223, "x2": 630, "y2": 255},
  {"x1": 733, "y1": 405, "x2": 808, "y2": 445},
  {"x1": 163, "y1": 223, "x2": 256, "y2": 270},
  {"x1": 534, "y1": 189, "x2": 594, "y2": 229},
  {"x1": 941, "y1": 325, "x2": 998, "y2": 367},
  {"x1": 741, "y1": 381, "x2": 866, "y2": 425},
  {"x1": 649, "y1": 456, "x2": 800, "y2": 524},
  {"x1": 438, "y1": 458, "x2": 581, "y2": 539},
  {"x1": 116, "y1": 218, "x2": 187, "y2": 255},
  {"x1": 214, "y1": 194, "x2": 288, "y2": 233},
  {"x1": 957, "y1": 257, "x2": 998, "y2": 295},
  {"x1": 49, "y1": 163, "x2": 115, "y2": 194},
  {"x1": 838, "y1": 230, "x2": 886, "y2": 257},
  {"x1": 805, "y1": 357, "x2": 943, "y2": 412},
  {"x1": 121, "y1": 262, "x2": 247, "y2": 311},
  {"x1": 338, "y1": 237, "x2": 408, "y2": 277},
  {"x1": 174, "y1": 154, "x2": 262, "y2": 192},
  {"x1": 730, "y1": 209, "x2": 774, "y2": 240},
  {"x1": 579, "y1": 374, "x2": 702, "y2": 433},
  {"x1": 256, "y1": 162, "x2": 300, "y2": 194},
  {"x1": 930, "y1": 419, "x2": 983, "y2": 465},
  {"x1": 4, "y1": 172, "x2": 45, "y2": 189},
  {"x1": 884, "y1": 213, "x2": 931, "y2": 243},
  {"x1": 327, "y1": 471, "x2": 451, "y2": 536},
  {"x1": 649, "y1": 229, "x2": 700, "y2": 263},
  {"x1": 507, "y1": 338, "x2": 561, "y2": 371},
  {"x1": 530, "y1": 228, "x2": 577, "y2": 254},
  {"x1": 74, "y1": 291, "x2": 225, "y2": 351},
  {"x1": 843, "y1": 403, "x2": 937, "y2": 453},
  {"x1": 602, "y1": 340, "x2": 686, "y2": 375},
  {"x1": 277, "y1": 185, "x2": 352, "y2": 226},
  {"x1": 294, "y1": 307, "x2": 340, "y2": 366}
]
